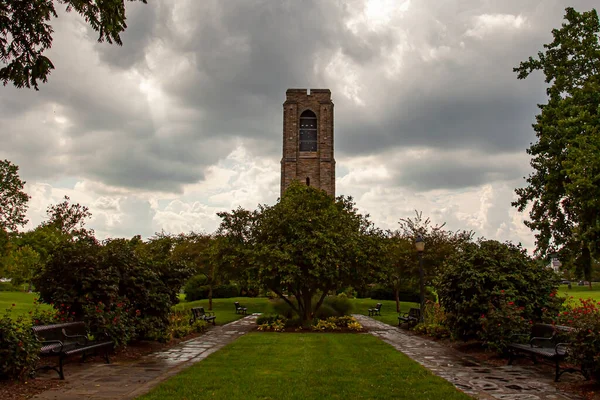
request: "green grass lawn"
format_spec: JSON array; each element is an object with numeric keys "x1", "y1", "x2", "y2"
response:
[
  {"x1": 0, "y1": 291, "x2": 50, "y2": 319},
  {"x1": 138, "y1": 333, "x2": 471, "y2": 400},
  {"x1": 172, "y1": 297, "x2": 275, "y2": 325},
  {"x1": 559, "y1": 284, "x2": 600, "y2": 303},
  {"x1": 350, "y1": 298, "x2": 419, "y2": 326}
]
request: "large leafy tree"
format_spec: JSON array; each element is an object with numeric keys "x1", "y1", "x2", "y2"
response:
[
  {"x1": 246, "y1": 182, "x2": 385, "y2": 324},
  {"x1": 1, "y1": 0, "x2": 148, "y2": 90},
  {"x1": 512, "y1": 7, "x2": 600, "y2": 281},
  {"x1": 0, "y1": 159, "x2": 30, "y2": 232},
  {"x1": 43, "y1": 195, "x2": 93, "y2": 237}
]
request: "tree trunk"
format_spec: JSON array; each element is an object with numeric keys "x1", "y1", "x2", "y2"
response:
[
  {"x1": 394, "y1": 288, "x2": 400, "y2": 313},
  {"x1": 302, "y1": 291, "x2": 312, "y2": 326},
  {"x1": 208, "y1": 284, "x2": 213, "y2": 311}
]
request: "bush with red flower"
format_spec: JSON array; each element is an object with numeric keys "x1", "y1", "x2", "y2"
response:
[
  {"x1": 479, "y1": 295, "x2": 532, "y2": 353},
  {"x1": 0, "y1": 307, "x2": 40, "y2": 380},
  {"x1": 82, "y1": 298, "x2": 135, "y2": 348},
  {"x1": 555, "y1": 298, "x2": 600, "y2": 379}
]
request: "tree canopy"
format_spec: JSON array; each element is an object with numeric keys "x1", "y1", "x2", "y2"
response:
[
  {"x1": 1, "y1": 0, "x2": 147, "y2": 90},
  {"x1": 512, "y1": 7, "x2": 600, "y2": 276},
  {"x1": 0, "y1": 159, "x2": 30, "y2": 232},
  {"x1": 216, "y1": 182, "x2": 386, "y2": 324}
]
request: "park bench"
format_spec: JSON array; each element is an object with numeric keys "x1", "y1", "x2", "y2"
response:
[
  {"x1": 398, "y1": 308, "x2": 421, "y2": 327},
  {"x1": 368, "y1": 303, "x2": 382, "y2": 316},
  {"x1": 507, "y1": 323, "x2": 587, "y2": 382},
  {"x1": 32, "y1": 321, "x2": 113, "y2": 380},
  {"x1": 234, "y1": 301, "x2": 247, "y2": 315},
  {"x1": 190, "y1": 307, "x2": 216, "y2": 325}
]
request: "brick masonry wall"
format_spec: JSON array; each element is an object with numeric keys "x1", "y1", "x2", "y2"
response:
[{"x1": 280, "y1": 89, "x2": 335, "y2": 197}]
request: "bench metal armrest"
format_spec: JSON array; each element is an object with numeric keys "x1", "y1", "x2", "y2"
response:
[
  {"x1": 42, "y1": 340, "x2": 64, "y2": 353},
  {"x1": 555, "y1": 342, "x2": 570, "y2": 353},
  {"x1": 204, "y1": 311, "x2": 215, "y2": 316}
]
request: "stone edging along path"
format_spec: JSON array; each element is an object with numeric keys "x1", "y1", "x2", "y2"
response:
[
  {"x1": 31, "y1": 314, "x2": 259, "y2": 400},
  {"x1": 353, "y1": 314, "x2": 583, "y2": 400}
]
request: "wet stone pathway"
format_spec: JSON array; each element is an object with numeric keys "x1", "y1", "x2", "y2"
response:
[
  {"x1": 354, "y1": 315, "x2": 583, "y2": 400},
  {"x1": 31, "y1": 314, "x2": 258, "y2": 400}
]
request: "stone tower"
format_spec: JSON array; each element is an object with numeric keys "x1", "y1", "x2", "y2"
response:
[{"x1": 280, "y1": 88, "x2": 335, "y2": 197}]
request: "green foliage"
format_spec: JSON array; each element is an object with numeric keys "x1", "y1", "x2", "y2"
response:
[
  {"x1": 257, "y1": 317, "x2": 286, "y2": 332},
  {"x1": 413, "y1": 301, "x2": 451, "y2": 339},
  {"x1": 43, "y1": 195, "x2": 93, "y2": 238},
  {"x1": 556, "y1": 298, "x2": 600, "y2": 379},
  {"x1": 270, "y1": 294, "x2": 353, "y2": 321},
  {"x1": 437, "y1": 239, "x2": 563, "y2": 339},
  {"x1": 0, "y1": 160, "x2": 30, "y2": 232},
  {"x1": 479, "y1": 298, "x2": 532, "y2": 354},
  {"x1": 368, "y1": 285, "x2": 425, "y2": 302},
  {"x1": 412, "y1": 323, "x2": 450, "y2": 339},
  {"x1": 82, "y1": 299, "x2": 135, "y2": 348},
  {"x1": 322, "y1": 295, "x2": 353, "y2": 316},
  {"x1": 216, "y1": 181, "x2": 386, "y2": 323},
  {"x1": 183, "y1": 274, "x2": 208, "y2": 301},
  {"x1": 33, "y1": 235, "x2": 192, "y2": 345},
  {"x1": 0, "y1": 308, "x2": 40, "y2": 380},
  {"x1": 513, "y1": 8, "x2": 600, "y2": 271},
  {"x1": 167, "y1": 310, "x2": 207, "y2": 340},
  {"x1": 0, "y1": 0, "x2": 148, "y2": 89}
]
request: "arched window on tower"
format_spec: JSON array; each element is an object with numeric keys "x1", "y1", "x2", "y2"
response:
[{"x1": 299, "y1": 110, "x2": 317, "y2": 152}]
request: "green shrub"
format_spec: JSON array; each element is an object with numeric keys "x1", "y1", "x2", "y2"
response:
[
  {"x1": 184, "y1": 283, "x2": 240, "y2": 301},
  {"x1": 0, "y1": 282, "x2": 19, "y2": 292},
  {"x1": 256, "y1": 314, "x2": 287, "y2": 325},
  {"x1": 82, "y1": 298, "x2": 135, "y2": 348},
  {"x1": 369, "y1": 285, "x2": 433, "y2": 303},
  {"x1": 314, "y1": 304, "x2": 337, "y2": 319},
  {"x1": 437, "y1": 240, "x2": 563, "y2": 340},
  {"x1": 556, "y1": 298, "x2": 600, "y2": 380},
  {"x1": 479, "y1": 297, "x2": 531, "y2": 354},
  {"x1": 413, "y1": 323, "x2": 451, "y2": 339},
  {"x1": 0, "y1": 309, "x2": 40, "y2": 380},
  {"x1": 257, "y1": 316, "x2": 287, "y2": 332},
  {"x1": 183, "y1": 275, "x2": 208, "y2": 302},
  {"x1": 33, "y1": 237, "x2": 192, "y2": 343},
  {"x1": 271, "y1": 299, "x2": 295, "y2": 318},
  {"x1": 323, "y1": 295, "x2": 353, "y2": 316}
]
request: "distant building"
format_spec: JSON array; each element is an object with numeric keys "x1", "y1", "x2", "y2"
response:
[
  {"x1": 547, "y1": 256, "x2": 562, "y2": 273},
  {"x1": 280, "y1": 89, "x2": 335, "y2": 197}
]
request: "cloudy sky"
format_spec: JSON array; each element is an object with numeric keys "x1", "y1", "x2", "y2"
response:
[{"x1": 1, "y1": 0, "x2": 596, "y2": 251}]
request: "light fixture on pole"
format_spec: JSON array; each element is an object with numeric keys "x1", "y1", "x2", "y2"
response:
[{"x1": 415, "y1": 235, "x2": 425, "y2": 322}]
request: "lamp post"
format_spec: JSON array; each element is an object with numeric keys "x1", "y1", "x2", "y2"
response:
[{"x1": 415, "y1": 235, "x2": 425, "y2": 322}]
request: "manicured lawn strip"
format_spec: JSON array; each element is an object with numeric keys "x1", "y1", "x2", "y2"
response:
[
  {"x1": 172, "y1": 297, "x2": 274, "y2": 325},
  {"x1": 0, "y1": 291, "x2": 50, "y2": 319},
  {"x1": 138, "y1": 333, "x2": 471, "y2": 400}
]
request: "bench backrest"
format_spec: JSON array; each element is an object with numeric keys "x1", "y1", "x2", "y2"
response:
[
  {"x1": 409, "y1": 308, "x2": 421, "y2": 318},
  {"x1": 234, "y1": 302, "x2": 241, "y2": 308},
  {"x1": 191, "y1": 307, "x2": 204, "y2": 318},
  {"x1": 530, "y1": 323, "x2": 573, "y2": 348},
  {"x1": 376, "y1": 303, "x2": 382, "y2": 310},
  {"x1": 32, "y1": 321, "x2": 86, "y2": 342}
]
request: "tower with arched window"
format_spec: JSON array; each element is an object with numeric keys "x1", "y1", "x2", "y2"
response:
[{"x1": 280, "y1": 89, "x2": 335, "y2": 197}]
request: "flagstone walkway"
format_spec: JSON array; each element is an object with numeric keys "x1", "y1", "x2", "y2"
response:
[
  {"x1": 354, "y1": 314, "x2": 584, "y2": 400},
  {"x1": 31, "y1": 314, "x2": 259, "y2": 400}
]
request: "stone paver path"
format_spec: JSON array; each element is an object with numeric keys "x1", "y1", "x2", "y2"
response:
[
  {"x1": 354, "y1": 315, "x2": 584, "y2": 400},
  {"x1": 31, "y1": 314, "x2": 258, "y2": 400}
]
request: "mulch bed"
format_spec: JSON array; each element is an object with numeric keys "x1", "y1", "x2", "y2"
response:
[{"x1": 0, "y1": 329, "x2": 209, "y2": 400}]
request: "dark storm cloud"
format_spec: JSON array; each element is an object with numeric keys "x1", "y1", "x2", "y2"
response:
[{"x1": 1, "y1": 0, "x2": 598, "y2": 194}]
